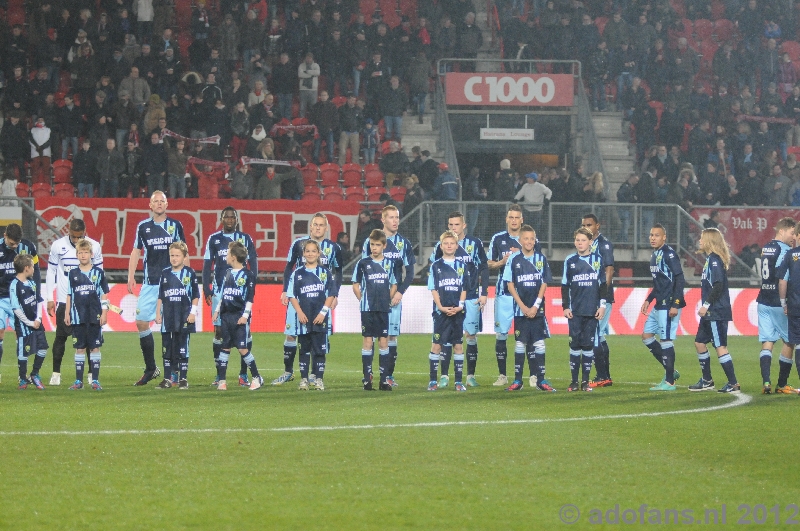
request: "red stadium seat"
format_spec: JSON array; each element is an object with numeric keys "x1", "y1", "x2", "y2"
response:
[
  {"x1": 52, "y1": 159, "x2": 73, "y2": 183},
  {"x1": 364, "y1": 163, "x2": 380, "y2": 172},
  {"x1": 364, "y1": 169, "x2": 385, "y2": 188},
  {"x1": 15, "y1": 183, "x2": 30, "y2": 197},
  {"x1": 322, "y1": 186, "x2": 344, "y2": 201},
  {"x1": 302, "y1": 192, "x2": 322, "y2": 200},
  {"x1": 300, "y1": 163, "x2": 319, "y2": 185},
  {"x1": 54, "y1": 183, "x2": 75, "y2": 198},
  {"x1": 694, "y1": 19, "x2": 713, "y2": 42},
  {"x1": 783, "y1": 40, "x2": 800, "y2": 60},
  {"x1": 366, "y1": 187, "x2": 387, "y2": 201},
  {"x1": 31, "y1": 183, "x2": 52, "y2": 198},
  {"x1": 319, "y1": 163, "x2": 341, "y2": 186},
  {"x1": 304, "y1": 185, "x2": 320, "y2": 195},
  {"x1": 341, "y1": 164, "x2": 363, "y2": 186},
  {"x1": 344, "y1": 185, "x2": 365, "y2": 200},
  {"x1": 389, "y1": 186, "x2": 406, "y2": 201},
  {"x1": 331, "y1": 96, "x2": 347, "y2": 107}
]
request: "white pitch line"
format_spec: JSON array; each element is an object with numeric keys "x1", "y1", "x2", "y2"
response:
[{"x1": 0, "y1": 393, "x2": 752, "y2": 437}]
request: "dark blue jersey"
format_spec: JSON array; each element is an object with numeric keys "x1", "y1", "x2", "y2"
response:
[
  {"x1": 0, "y1": 239, "x2": 40, "y2": 299},
  {"x1": 287, "y1": 265, "x2": 333, "y2": 334},
  {"x1": 757, "y1": 239, "x2": 791, "y2": 307},
  {"x1": 590, "y1": 233, "x2": 615, "y2": 303},
  {"x1": 778, "y1": 247, "x2": 800, "y2": 316},
  {"x1": 561, "y1": 251, "x2": 606, "y2": 316},
  {"x1": 202, "y1": 230, "x2": 258, "y2": 297},
  {"x1": 67, "y1": 266, "x2": 109, "y2": 325},
  {"x1": 489, "y1": 231, "x2": 520, "y2": 296},
  {"x1": 700, "y1": 252, "x2": 731, "y2": 321},
  {"x1": 502, "y1": 251, "x2": 552, "y2": 317},
  {"x1": 430, "y1": 235, "x2": 489, "y2": 300},
  {"x1": 362, "y1": 232, "x2": 415, "y2": 294},
  {"x1": 134, "y1": 217, "x2": 186, "y2": 285},
  {"x1": 427, "y1": 258, "x2": 466, "y2": 314},
  {"x1": 648, "y1": 244, "x2": 686, "y2": 309},
  {"x1": 218, "y1": 267, "x2": 256, "y2": 316},
  {"x1": 9, "y1": 277, "x2": 39, "y2": 336},
  {"x1": 158, "y1": 265, "x2": 200, "y2": 332},
  {"x1": 284, "y1": 237, "x2": 343, "y2": 296},
  {"x1": 352, "y1": 256, "x2": 397, "y2": 312}
]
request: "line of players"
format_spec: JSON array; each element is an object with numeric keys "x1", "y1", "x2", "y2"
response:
[{"x1": 4, "y1": 191, "x2": 800, "y2": 394}]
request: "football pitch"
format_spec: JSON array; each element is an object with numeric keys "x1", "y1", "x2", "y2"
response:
[{"x1": 1, "y1": 332, "x2": 800, "y2": 529}]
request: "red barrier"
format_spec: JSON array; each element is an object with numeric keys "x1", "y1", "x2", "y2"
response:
[
  {"x1": 691, "y1": 208, "x2": 797, "y2": 254},
  {"x1": 36, "y1": 198, "x2": 361, "y2": 272}
]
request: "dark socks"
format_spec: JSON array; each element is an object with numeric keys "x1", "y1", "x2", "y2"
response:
[
  {"x1": 644, "y1": 337, "x2": 664, "y2": 367},
  {"x1": 299, "y1": 351, "x2": 311, "y2": 379},
  {"x1": 495, "y1": 338, "x2": 507, "y2": 375},
  {"x1": 179, "y1": 359, "x2": 188, "y2": 380},
  {"x1": 378, "y1": 348, "x2": 390, "y2": 384},
  {"x1": 89, "y1": 352, "x2": 100, "y2": 381},
  {"x1": 466, "y1": 339, "x2": 478, "y2": 375},
  {"x1": 661, "y1": 342, "x2": 675, "y2": 385},
  {"x1": 18, "y1": 357, "x2": 27, "y2": 380},
  {"x1": 535, "y1": 347, "x2": 546, "y2": 382},
  {"x1": 429, "y1": 352, "x2": 439, "y2": 381},
  {"x1": 163, "y1": 357, "x2": 172, "y2": 378},
  {"x1": 760, "y1": 349, "x2": 772, "y2": 383},
  {"x1": 361, "y1": 348, "x2": 374, "y2": 380},
  {"x1": 594, "y1": 340, "x2": 610, "y2": 379},
  {"x1": 514, "y1": 342, "x2": 525, "y2": 382},
  {"x1": 217, "y1": 351, "x2": 229, "y2": 381},
  {"x1": 388, "y1": 341, "x2": 398, "y2": 375},
  {"x1": 440, "y1": 344, "x2": 453, "y2": 376},
  {"x1": 243, "y1": 352, "x2": 259, "y2": 378},
  {"x1": 526, "y1": 347, "x2": 537, "y2": 378},
  {"x1": 718, "y1": 353, "x2": 737, "y2": 385},
  {"x1": 75, "y1": 353, "x2": 85, "y2": 382},
  {"x1": 33, "y1": 350, "x2": 46, "y2": 375},
  {"x1": 778, "y1": 355, "x2": 793, "y2": 388},
  {"x1": 569, "y1": 349, "x2": 581, "y2": 383},
  {"x1": 698, "y1": 351, "x2": 713, "y2": 381},
  {"x1": 454, "y1": 353, "x2": 464, "y2": 382},
  {"x1": 581, "y1": 350, "x2": 594, "y2": 383},
  {"x1": 313, "y1": 354, "x2": 325, "y2": 380},
  {"x1": 139, "y1": 331, "x2": 156, "y2": 372},
  {"x1": 283, "y1": 340, "x2": 297, "y2": 373}
]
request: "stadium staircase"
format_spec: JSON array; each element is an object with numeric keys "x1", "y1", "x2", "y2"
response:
[{"x1": 592, "y1": 111, "x2": 636, "y2": 202}]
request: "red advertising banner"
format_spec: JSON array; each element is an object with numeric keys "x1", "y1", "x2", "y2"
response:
[
  {"x1": 35, "y1": 198, "x2": 361, "y2": 272},
  {"x1": 38, "y1": 286, "x2": 762, "y2": 336},
  {"x1": 445, "y1": 73, "x2": 575, "y2": 106},
  {"x1": 691, "y1": 208, "x2": 797, "y2": 254}
]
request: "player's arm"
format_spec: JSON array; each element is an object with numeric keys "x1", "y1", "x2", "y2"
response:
[
  {"x1": 666, "y1": 251, "x2": 685, "y2": 315},
  {"x1": 176, "y1": 223, "x2": 189, "y2": 267},
  {"x1": 779, "y1": 277, "x2": 789, "y2": 314},
  {"x1": 506, "y1": 281, "x2": 527, "y2": 315},
  {"x1": 478, "y1": 246, "x2": 490, "y2": 300},
  {"x1": 561, "y1": 259, "x2": 572, "y2": 319},
  {"x1": 127, "y1": 247, "x2": 141, "y2": 293},
  {"x1": 189, "y1": 272, "x2": 200, "y2": 325},
  {"x1": 247, "y1": 237, "x2": 259, "y2": 278},
  {"x1": 596, "y1": 275, "x2": 608, "y2": 320},
  {"x1": 239, "y1": 271, "x2": 256, "y2": 324},
  {"x1": 351, "y1": 262, "x2": 363, "y2": 300},
  {"x1": 641, "y1": 289, "x2": 655, "y2": 314},
  {"x1": 604, "y1": 264, "x2": 614, "y2": 289},
  {"x1": 99, "y1": 291, "x2": 109, "y2": 326},
  {"x1": 352, "y1": 282, "x2": 362, "y2": 300},
  {"x1": 155, "y1": 297, "x2": 163, "y2": 324},
  {"x1": 698, "y1": 261, "x2": 723, "y2": 316},
  {"x1": 45, "y1": 249, "x2": 58, "y2": 316},
  {"x1": 202, "y1": 258, "x2": 214, "y2": 304},
  {"x1": 92, "y1": 241, "x2": 104, "y2": 269},
  {"x1": 314, "y1": 295, "x2": 335, "y2": 324},
  {"x1": 331, "y1": 244, "x2": 343, "y2": 298},
  {"x1": 281, "y1": 243, "x2": 299, "y2": 304},
  {"x1": 393, "y1": 259, "x2": 413, "y2": 305}
]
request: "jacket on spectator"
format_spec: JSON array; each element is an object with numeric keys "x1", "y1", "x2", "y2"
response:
[
  {"x1": 379, "y1": 151, "x2": 410, "y2": 175},
  {"x1": 433, "y1": 170, "x2": 459, "y2": 200},
  {"x1": 73, "y1": 147, "x2": 99, "y2": 185},
  {"x1": 112, "y1": 99, "x2": 138, "y2": 132},
  {"x1": 118, "y1": 75, "x2": 152, "y2": 107},
  {"x1": 309, "y1": 100, "x2": 339, "y2": 135},
  {"x1": 96, "y1": 147, "x2": 125, "y2": 180},
  {"x1": 381, "y1": 85, "x2": 408, "y2": 117},
  {"x1": 29, "y1": 125, "x2": 52, "y2": 158},
  {"x1": 339, "y1": 103, "x2": 364, "y2": 132},
  {"x1": 298, "y1": 61, "x2": 321, "y2": 92},
  {"x1": 167, "y1": 145, "x2": 189, "y2": 176},
  {"x1": 142, "y1": 142, "x2": 169, "y2": 177},
  {"x1": 0, "y1": 120, "x2": 30, "y2": 161}
]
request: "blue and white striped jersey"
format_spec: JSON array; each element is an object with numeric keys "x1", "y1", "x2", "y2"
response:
[
  {"x1": 159, "y1": 265, "x2": 200, "y2": 332},
  {"x1": 67, "y1": 266, "x2": 109, "y2": 325},
  {"x1": 134, "y1": 217, "x2": 186, "y2": 285},
  {"x1": 352, "y1": 256, "x2": 397, "y2": 312},
  {"x1": 202, "y1": 230, "x2": 258, "y2": 296},
  {"x1": 502, "y1": 250, "x2": 551, "y2": 317},
  {"x1": 427, "y1": 258, "x2": 466, "y2": 314},
  {"x1": 287, "y1": 265, "x2": 333, "y2": 334},
  {"x1": 562, "y1": 251, "x2": 606, "y2": 316},
  {"x1": 10, "y1": 277, "x2": 39, "y2": 336}
]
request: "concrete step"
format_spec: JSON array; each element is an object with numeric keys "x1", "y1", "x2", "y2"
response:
[
  {"x1": 592, "y1": 116, "x2": 625, "y2": 131},
  {"x1": 598, "y1": 140, "x2": 630, "y2": 158}
]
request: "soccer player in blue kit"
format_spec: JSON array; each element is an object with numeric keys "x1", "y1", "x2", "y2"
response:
[
  {"x1": 581, "y1": 214, "x2": 616, "y2": 388},
  {"x1": 756, "y1": 217, "x2": 796, "y2": 394},
  {"x1": 276, "y1": 213, "x2": 342, "y2": 386},
  {"x1": 776, "y1": 221, "x2": 800, "y2": 394},
  {"x1": 640, "y1": 224, "x2": 684, "y2": 391},
  {"x1": 428, "y1": 212, "x2": 488, "y2": 388},
  {"x1": 64, "y1": 240, "x2": 109, "y2": 390},
  {"x1": 0, "y1": 223, "x2": 40, "y2": 384},
  {"x1": 688, "y1": 228, "x2": 740, "y2": 394},
  {"x1": 287, "y1": 239, "x2": 336, "y2": 391},
  {"x1": 203, "y1": 207, "x2": 258, "y2": 387},
  {"x1": 361, "y1": 205, "x2": 415, "y2": 387},
  {"x1": 488, "y1": 204, "x2": 526, "y2": 387},
  {"x1": 353, "y1": 229, "x2": 397, "y2": 391},
  {"x1": 562, "y1": 227, "x2": 607, "y2": 392},
  {"x1": 504, "y1": 225, "x2": 555, "y2": 391},
  {"x1": 156, "y1": 242, "x2": 200, "y2": 389},
  {"x1": 426, "y1": 230, "x2": 467, "y2": 392},
  {"x1": 10, "y1": 254, "x2": 46, "y2": 390},
  {"x1": 212, "y1": 242, "x2": 263, "y2": 391},
  {"x1": 128, "y1": 191, "x2": 186, "y2": 386}
]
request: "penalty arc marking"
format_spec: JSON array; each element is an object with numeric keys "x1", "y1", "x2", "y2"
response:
[{"x1": 0, "y1": 393, "x2": 752, "y2": 437}]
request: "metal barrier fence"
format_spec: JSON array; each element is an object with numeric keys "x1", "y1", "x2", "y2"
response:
[
  {"x1": 575, "y1": 83, "x2": 609, "y2": 199},
  {"x1": 342, "y1": 201, "x2": 761, "y2": 285},
  {"x1": 433, "y1": 76, "x2": 462, "y2": 201}
]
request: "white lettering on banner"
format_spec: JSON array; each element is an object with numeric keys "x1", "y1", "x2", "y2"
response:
[
  {"x1": 464, "y1": 76, "x2": 482, "y2": 103},
  {"x1": 483, "y1": 76, "x2": 555, "y2": 103},
  {"x1": 479, "y1": 128, "x2": 535, "y2": 140},
  {"x1": 446, "y1": 73, "x2": 574, "y2": 106}
]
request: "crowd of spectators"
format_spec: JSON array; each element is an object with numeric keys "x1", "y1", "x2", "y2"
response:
[{"x1": 0, "y1": 0, "x2": 486, "y2": 199}]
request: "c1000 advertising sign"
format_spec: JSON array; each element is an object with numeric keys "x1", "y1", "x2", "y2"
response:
[{"x1": 445, "y1": 73, "x2": 575, "y2": 106}]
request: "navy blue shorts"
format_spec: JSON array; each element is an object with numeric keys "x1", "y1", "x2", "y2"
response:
[
  {"x1": 162, "y1": 331, "x2": 190, "y2": 359},
  {"x1": 299, "y1": 331, "x2": 328, "y2": 356},
  {"x1": 514, "y1": 315, "x2": 550, "y2": 345},
  {"x1": 361, "y1": 311, "x2": 389, "y2": 338},
  {"x1": 432, "y1": 311, "x2": 465, "y2": 346},
  {"x1": 695, "y1": 320, "x2": 728, "y2": 348},
  {"x1": 220, "y1": 312, "x2": 249, "y2": 351},
  {"x1": 568, "y1": 315, "x2": 598, "y2": 350},
  {"x1": 16, "y1": 328, "x2": 48, "y2": 360},
  {"x1": 788, "y1": 315, "x2": 800, "y2": 344},
  {"x1": 72, "y1": 323, "x2": 103, "y2": 351}
]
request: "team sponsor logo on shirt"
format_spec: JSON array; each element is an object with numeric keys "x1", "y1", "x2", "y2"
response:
[
  {"x1": 182, "y1": 276, "x2": 191, "y2": 286},
  {"x1": 236, "y1": 276, "x2": 246, "y2": 286}
]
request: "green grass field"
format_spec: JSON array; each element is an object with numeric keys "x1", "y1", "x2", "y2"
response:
[{"x1": 1, "y1": 332, "x2": 799, "y2": 530}]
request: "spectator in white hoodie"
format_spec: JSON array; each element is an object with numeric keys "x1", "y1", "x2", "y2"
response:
[
  {"x1": 514, "y1": 172, "x2": 552, "y2": 230},
  {"x1": 29, "y1": 117, "x2": 53, "y2": 159}
]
